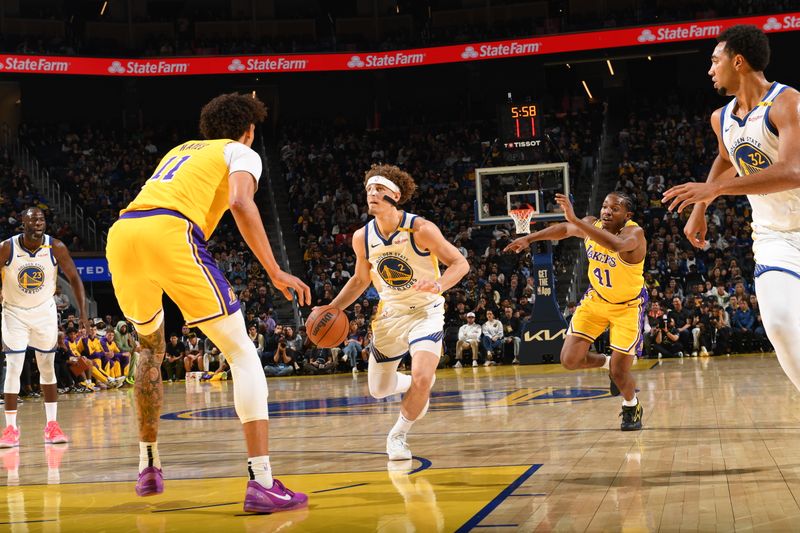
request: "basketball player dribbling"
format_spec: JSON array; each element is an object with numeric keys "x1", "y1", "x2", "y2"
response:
[
  {"x1": 328, "y1": 165, "x2": 469, "y2": 460},
  {"x1": 106, "y1": 93, "x2": 311, "y2": 513},
  {"x1": 663, "y1": 25, "x2": 800, "y2": 393},
  {"x1": 0, "y1": 207, "x2": 89, "y2": 448},
  {"x1": 505, "y1": 192, "x2": 648, "y2": 430}
]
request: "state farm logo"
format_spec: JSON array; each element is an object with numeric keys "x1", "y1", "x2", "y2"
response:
[
  {"x1": 347, "y1": 55, "x2": 365, "y2": 68},
  {"x1": 228, "y1": 58, "x2": 245, "y2": 71},
  {"x1": 461, "y1": 46, "x2": 478, "y2": 59},
  {"x1": 108, "y1": 60, "x2": 125, "y2": 74},
  {"x1": 763, "y1": 17, "x2": 782, "y2": 31},
  {"x1": 637, "y1": 29, "x2": 656, "y2": 42}
]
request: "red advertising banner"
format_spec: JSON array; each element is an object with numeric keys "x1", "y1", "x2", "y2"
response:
[{"x1": 0, "y1": 12, "x2": 796, "y2": 76}]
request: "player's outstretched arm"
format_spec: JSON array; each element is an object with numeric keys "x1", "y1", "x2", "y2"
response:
[
  {"x1": 52, "y1": 238, "x2": 89, "y2": 331},
  {"x1": 555, "y1": 193, "x2": 644, "y2": 255},
  {"x1": 503, "y1": 218, "x2": 591, "y2": 254},
  {"x1": 329, "y1": 227, "x2": 373, "y2": 310},
  {"x1": 228, "y1": 170, "x2": 311, "y2": 306},
  {"x1": 411, "y1": 219, "x2": 469, "y2": 293}
]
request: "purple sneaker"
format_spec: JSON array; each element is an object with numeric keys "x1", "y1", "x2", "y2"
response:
[
  {"x1": 136, "y1": 467, "x2": 164, "y2": 496},
  {"x1": 243, "y1": 478, "x2": 308, "y2": 513}
]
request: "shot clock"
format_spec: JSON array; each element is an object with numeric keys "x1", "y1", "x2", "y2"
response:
[{"x1": 498, "y1": 103, "x2": 542, "y2": 148}]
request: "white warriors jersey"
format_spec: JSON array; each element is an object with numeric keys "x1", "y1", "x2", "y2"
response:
[
  {"x1": 2, "y1": 234, "x2": 59, "y2": 308},
  {"x1": 365, "y1": 212, "x2": 442, "y2": 310},
  {"x1": 721, "y1": 81, "x2": 800, "y2": 233}
]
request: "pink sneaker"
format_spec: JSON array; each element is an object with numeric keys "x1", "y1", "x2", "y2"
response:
[
  {"x1": 243, "y1": 478, "x2": 308, "y2": 513},
  {"x1": 0, "y1": 425, "x2": 20, "y2": 448},
  {"x1": 44, "y1": 421, "x2": 69, "y2": 444}
]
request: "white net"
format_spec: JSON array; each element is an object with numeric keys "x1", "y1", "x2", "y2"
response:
[{"x1": 509, "y1": 208, "x2": 535, "y2": 235}]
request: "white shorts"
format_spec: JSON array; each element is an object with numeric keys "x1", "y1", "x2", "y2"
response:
[
  {"x1": 752, "y1": 228, "x2": 800, "y2": 279},
  {"x1": 370, "y1": 297, "x2": 445, "y2": 363},
  {"x1": 1, "y1": 299, "x2": 58, "y2": 353}
]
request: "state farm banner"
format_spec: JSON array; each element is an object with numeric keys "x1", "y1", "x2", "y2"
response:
[{"x1": 0, "y1": 12, "x2": 796, "y2": 76}]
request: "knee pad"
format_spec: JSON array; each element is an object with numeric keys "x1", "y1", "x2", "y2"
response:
[
  {"x1": 3, "y1": 353, "x2": 25, "y2": 394},
  {"x1": 199, "y1": 312, "x2": 269, "y2": 423},
  {"x1": 367, "y1": 354, "x2": 400, "y2": 399},
  {"x1": 36, "y1": 352, "x2": 57, "y2": 385}
]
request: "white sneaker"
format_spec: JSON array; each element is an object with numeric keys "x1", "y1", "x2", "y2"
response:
[
  {"x1": 387, "y1": 432, "x2": 412, "y2": 461},
  {"x1": 691, "y1": 351, "x2": 698, "y2": 357},
  {"x1": 352, "y1": 367, "x2": 359, "y2": 374},
  {"x1": 484, "y1": 360, "x2": 495, "y2": 366},
  {"x1": 512, "y1": 358, "x2": 520, "y2": 365},
  {"x1": 700, "y1": 346, "x2": 709, "y2": 356},
  {"x1": 453, "y1": 361, "x2": 462, "y2": 368},
  {"x1": 472, "y1": 360, "x2": 478, "y2": 367}
]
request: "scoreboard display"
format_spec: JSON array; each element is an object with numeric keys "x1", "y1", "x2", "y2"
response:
[{"x1": 498, "y1": 103, "x2": 542, "y2": 149}]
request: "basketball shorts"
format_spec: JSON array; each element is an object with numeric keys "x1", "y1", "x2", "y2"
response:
[
  {"x1": 752, "y1": 228, "x2": 800, "y2": 280},
  {"x1": 1, "y1": 299, "x2": 58, "y2": 353},
  {"x1": 106, "y1": 208, "x2": 240, "y2": 330},
  {"x1": 568, "y1": 287, "x2": 648, "y2": 356},
  {"x1": 370, "y1": 296, "x2": 445, "y2": 362}
]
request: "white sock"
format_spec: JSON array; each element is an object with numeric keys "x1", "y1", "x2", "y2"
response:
[
  {"x1": 248, "y1": 455, "x2": 274, "y2": 489},
  {"x1": 45, "y1": 402, "x2": 57, "y2": 423},
  {"x1": 394, "y1": 372, "x2": 412, "y2": 394},
  {"x1": 622, "y1": 396, "x2": 638, "y2": 407},
  {"x1": 390, "y1": 414, "x2": 414, "y2": 436},
  {"x1": 5, "y1": 411, "x2": 17, "y2": 429},
  {"x1": 602, "y1": 355, "x2": 611, "y2": 370},
  {"x1": 139, "y1": 441, "x2": 161, "y2": 471}
]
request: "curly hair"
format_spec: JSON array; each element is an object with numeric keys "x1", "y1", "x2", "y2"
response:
[
  {"x1": 364, "y1": 164, "x2": 417, "y2": 205},
  {"x1": 717, "y1": 25, "x2": 770, "y2": 72},
  {"x1": 199, "y1": 93, "x2": 268, "y2": 140}
]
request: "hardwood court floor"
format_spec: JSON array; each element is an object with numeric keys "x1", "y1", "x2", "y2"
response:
[{"x1": 2, "y1": 354, "x2": 800, "y2": 532}]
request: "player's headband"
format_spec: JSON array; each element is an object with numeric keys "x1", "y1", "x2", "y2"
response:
[{"x1": 366, "y1": 175, "x2": 400, "y2": 194}]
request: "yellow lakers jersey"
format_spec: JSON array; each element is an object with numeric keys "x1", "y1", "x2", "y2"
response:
[
  {"x1": 584, "y1": 220, "x2": 644, "y2": 303},
  {"x1": 121, "y1": 139, "x2": 233, "y2": 238}
]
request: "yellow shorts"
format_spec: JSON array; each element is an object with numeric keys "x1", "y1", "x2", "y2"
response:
[
  {"x1": 106, "y1": 209, "x2": 240, "y2": 329},
  {"x1": 567, "y1": 287, "x2": 648, "y2": 356}
]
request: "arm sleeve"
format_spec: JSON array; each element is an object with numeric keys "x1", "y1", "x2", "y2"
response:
[{"x1": 224, "y1": 142, "x2": 263, "y2": 185}]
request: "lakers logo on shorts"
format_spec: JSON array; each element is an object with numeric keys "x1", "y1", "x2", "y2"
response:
[
  {"x1": 18, "y1": 265, "x2": 45, "y2": 294},
  {"x1": 734, "y1": 143, "x2": 772, "y2": 175},
  {"x1": 377, "y1": 256, "x2": 414, "y2": 289}
]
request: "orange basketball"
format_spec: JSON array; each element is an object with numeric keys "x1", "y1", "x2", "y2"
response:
[{"x1": 305, "y1": 306, "x2": 350, "y2": 348}]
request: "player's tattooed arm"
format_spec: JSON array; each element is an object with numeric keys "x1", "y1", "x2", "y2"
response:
[{"x1": 135, "y1": 325, "x2": 166, "y2": 442}]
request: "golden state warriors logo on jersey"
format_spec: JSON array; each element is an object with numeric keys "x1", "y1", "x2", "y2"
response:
[
  {"x1": 377, "y1": 254, "x2": 416, "y2": 290},
  {"x1": 17, "y1": 264, "x2": 45, "y2": 294},
  {"x1": 734, "y1": 142, "x2": 772, "y2": 175}
]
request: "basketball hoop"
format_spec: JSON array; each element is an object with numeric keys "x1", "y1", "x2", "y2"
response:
[{"x1": 509, "y1": 205, "x2": 535, "y2": 235}]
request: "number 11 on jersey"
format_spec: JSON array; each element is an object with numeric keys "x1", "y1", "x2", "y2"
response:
[{"x1": 593, "y1": 267, "x2": 612, "y2": 288}]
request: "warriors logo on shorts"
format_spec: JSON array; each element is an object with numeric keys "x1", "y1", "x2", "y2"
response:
[
  {"x1": 377, "y1": 255, "x2": 415, "y2": 290},
  {"x1": 17, "y1": 264, "x2": 45, "y2": 294}
]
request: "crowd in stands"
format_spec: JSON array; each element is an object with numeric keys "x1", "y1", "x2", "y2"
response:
[
  {"x1": 613, "y1": 94, "x2": 769, "y2": 357},
  {"x1": 0, "y1": 0, "x2": 791, "y2": 57}
]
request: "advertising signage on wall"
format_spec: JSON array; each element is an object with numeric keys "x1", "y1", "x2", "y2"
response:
[{"x1": 0, "y1": 13, "x2": 796, "y2": 77}]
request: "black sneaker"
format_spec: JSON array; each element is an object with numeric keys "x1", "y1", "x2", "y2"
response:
[
  {"x1": 609, "y1": 373, "x2": 621, "y2": 397},
  {"x1": 620, "y1": 402, "x2": 643, "y2": 431}
]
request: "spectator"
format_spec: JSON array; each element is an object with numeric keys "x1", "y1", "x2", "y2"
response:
[
  {"x1": 53, "y1": 285, "x2": 72, "y2": 317},
  {"x1": 303, "y1": 347, "x2": 335, "y2": 374},
  {"x1": 264, "y1": 337, "x2": 295, "y2": 377},
  {"x1": 500, "y1": 306, "x2": 521, "y2": 364},
  {"x1": 731, "y1": 299, "x2": 755, "y2": 352},
  {"x1": 203, "y1": 339, "x2": 224, "y2": 373},
  {"x1": 183, "y1": 332, "x2": 203, "y2": 372},
  {"x1": 455, "y1": 312, "x2": 482, "y2": 368},
  {"x1": 480, "y1": 310, "x2": 503, "y2": 366},
  {"x1": 284, "y1": 326, "x2": 304, "y2": 370},
  {"x1": 668, "y1": 297, "x2": 693, "y2": 350},
  {"x1": 163, "y1": 334, "x2": 185, "y2": 382},
  {"x1": 248, "y1": 324, "x2": 266, "y2": 360},
  {"x1": 100, "y1": 330, "x2": 127, "y2": 385},
  {"x1": 650, "y1": 316, "x2": 684, "y2": 359},
  {"x1": 342, "y1": 322, "x2": 365, "y2": 374}
]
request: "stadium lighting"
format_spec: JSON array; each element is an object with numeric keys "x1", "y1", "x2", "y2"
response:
[
  {"x1": 581, "y1": 80, "x2": 594, "y2": 100},
  {"x1": 565, "y1": 63, "x2": 571, "y2": 69},
  {"x1": 606, "y1": 59, "x2": 614, "y2": 75},
  {"x1": 100, "y1": 1, "x2": 108, "y2": 16}
]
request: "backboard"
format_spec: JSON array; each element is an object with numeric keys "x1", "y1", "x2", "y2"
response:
[{"x1": 474, "y1": 162, "x2": 570, "y2": 225}]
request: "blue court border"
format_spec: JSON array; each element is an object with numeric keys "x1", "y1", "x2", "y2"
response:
[{"x1": 455, "y1": 463, "x2": 542, "y2": 533}]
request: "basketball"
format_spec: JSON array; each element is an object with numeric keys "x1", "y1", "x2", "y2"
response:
[{"x1": 305, "y1": 306, "x2": 350, "y2": 348}]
